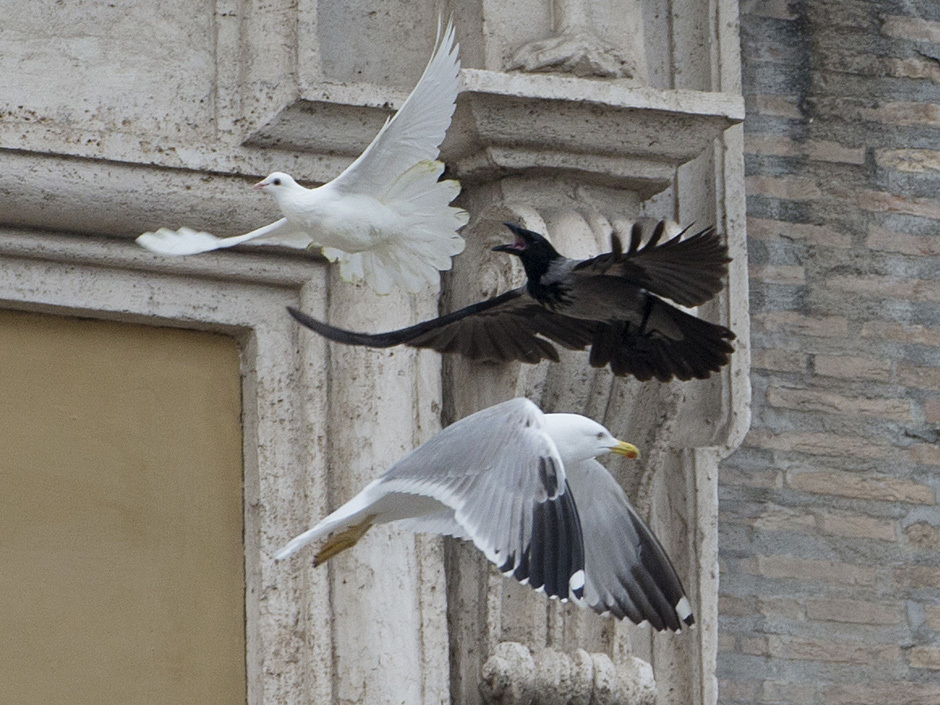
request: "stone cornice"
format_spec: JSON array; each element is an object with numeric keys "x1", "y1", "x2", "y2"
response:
[{"x1": 0, "y1": 72, "x2": 743, "y2": 237}]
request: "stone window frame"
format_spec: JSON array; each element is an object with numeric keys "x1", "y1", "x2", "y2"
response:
[{"x1": 0, "y1": 231, "x2": 332, "y2": 703}]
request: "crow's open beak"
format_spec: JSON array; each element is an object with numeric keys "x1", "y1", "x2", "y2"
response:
[{"x1": 493, "y1": 222, "x2": 530, "y2": 252}]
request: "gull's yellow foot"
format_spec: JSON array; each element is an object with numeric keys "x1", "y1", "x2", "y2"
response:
[{"x1": 313, "y1": 515, "x2": 376, "y2": 567}]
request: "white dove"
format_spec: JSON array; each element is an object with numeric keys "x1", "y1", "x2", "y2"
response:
[{"x1": 137, "y1": 21, "x2": 468, "y2": 294}]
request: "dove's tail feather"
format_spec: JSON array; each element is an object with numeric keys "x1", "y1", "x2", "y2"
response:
[
  {"x1": 324, "y1": 160, "x2": 468, "y2": 294},
  {"x1": 137, "y1": 219, "x2": 308, "y2": 256},
  {"x1": 136, "y1": 227, "x2": 234, "y2": 256}
]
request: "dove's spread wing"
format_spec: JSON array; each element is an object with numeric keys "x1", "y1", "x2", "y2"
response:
[
  {"x1": 574, "y1": 222, "x2": 730, "y2": 307},
  {"x1": 137, "y1": 218, "x2": 311, "y2": 256},
  {"x1": 380, "y1": 398, "x2": 586, "y2": 601},
  {"x1": 565, "y1": 458, "x2": 694, "y2": 631},
  {"x1": 328, "y1": 21, "x2": 460, "y2": 198}
]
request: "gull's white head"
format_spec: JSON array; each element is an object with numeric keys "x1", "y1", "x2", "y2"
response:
[
  {"x1": 254, "y1": 172, "x2": 300, "y2": 193},
  {"x1": 542, "y1": 414, "x2": 640, "y2": 464}
]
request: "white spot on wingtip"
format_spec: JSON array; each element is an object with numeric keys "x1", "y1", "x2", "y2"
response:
[
  {"x1": 676, "y1": 596, "x2": 693, "y2": 620},
  {"x1": 569, "y1": 569, "x2": 585, "y2": 591}
]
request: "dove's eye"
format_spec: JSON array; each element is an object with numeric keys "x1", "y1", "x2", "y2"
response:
[{"x1": 273, "y1": 178, "x2": 281, "y2": 186}]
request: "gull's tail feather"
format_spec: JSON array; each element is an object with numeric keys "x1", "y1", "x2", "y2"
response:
[{"x1": 325, "y1": 160, "x2": 468, "y2": 294}]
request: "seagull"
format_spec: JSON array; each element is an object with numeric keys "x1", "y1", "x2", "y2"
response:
[
  {"x1": 136, "y1": 21, "x2": 468, "y2": 295},
  {"x1": 275, "y1": 398, "x2": 693, "y2": 630},
  {"x1": 287, "y1": 220, "x2": 736, "y2": 381}
]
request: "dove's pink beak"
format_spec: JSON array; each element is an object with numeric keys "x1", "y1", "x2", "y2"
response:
[{"x1": 253, "y1": 180, "x2": 266, "y2": 190}]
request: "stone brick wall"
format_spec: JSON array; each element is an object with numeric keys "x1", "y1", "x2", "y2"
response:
[{"x1": 718, "y1": 1, "x2": 940, "y2": 703}]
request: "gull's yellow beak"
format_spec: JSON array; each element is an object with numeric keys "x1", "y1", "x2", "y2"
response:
[{"x1": 610, "y1": 440, "x2": 640, "y2": 459}]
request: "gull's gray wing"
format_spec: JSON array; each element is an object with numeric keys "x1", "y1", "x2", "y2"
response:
[
  {"x1": 379, "y1": 398, "x2": 586, "y2": 601},
  {"x1": 574, "y1": 221, "x2": 730, "y2": 307},
  {"x1": 565, "y1": 459, "x2": 694, "y2": 631}
]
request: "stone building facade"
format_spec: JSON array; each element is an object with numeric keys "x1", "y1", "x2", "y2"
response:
[
  {"x1": 4, "y1": 1, "x2": 937, "y2": 705},
  {"x1": 1, "y1": 2, "x2": 747, "y2": 704},
  {"x1": 718, "y1": 2, "x2": 940, "y2": 704}
]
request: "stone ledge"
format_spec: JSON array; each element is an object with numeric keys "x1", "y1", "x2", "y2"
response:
[
  {"x1": 250, "y1": 70, "x2": 744, "y2": 195},
  {"x1": 1, "y1": 72, "x2": 743, "y2": 235}
]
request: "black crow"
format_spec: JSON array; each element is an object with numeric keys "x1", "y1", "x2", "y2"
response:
[{"x1": 288, "y1": 221, "x2": 736, "y2": 382}]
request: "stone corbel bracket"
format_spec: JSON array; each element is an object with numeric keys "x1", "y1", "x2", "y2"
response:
[
  {"x1": 480, "y1": 641, "x2": 656, "y2": 705},
  {"x1": 248, "y1": 70, "x2": 744, "y2": 199}
]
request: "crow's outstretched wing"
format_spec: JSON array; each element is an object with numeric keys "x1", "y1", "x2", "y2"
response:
[
  {"x1": 288, "y1": 292, "x2": 599, "y2": 365},
  {"x1": 574, "y1": 221, "x2": 730, "y2": 307},
  {"x1": 288, "y1": 288, "x2": 734, "y2": 381},
  {"x1": 587, "y1": 297, "x2": 736, "y2": 382}
]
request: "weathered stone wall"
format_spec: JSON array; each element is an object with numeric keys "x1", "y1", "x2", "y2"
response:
[
  {"x1": 0, "y1": 2, "x2": 747, "y2": 704},
  {"x1": 719, "y1": 2, "x2": 940, "y2": 703}
]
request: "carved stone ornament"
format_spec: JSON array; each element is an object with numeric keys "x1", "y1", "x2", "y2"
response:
[
  {"x1": 509, "y1": 28, "x2": 638, "y2": 79},
  {"x1": 508, "y1": 0, "x2": 644, "y2": 79},
  {"x1": 480, "y1": 641, "x2": 656, "y2": 705}
]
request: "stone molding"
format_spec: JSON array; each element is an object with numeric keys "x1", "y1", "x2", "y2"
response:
[{"x1": 480, "y1": 641, "x2": 656, "y2": 705}]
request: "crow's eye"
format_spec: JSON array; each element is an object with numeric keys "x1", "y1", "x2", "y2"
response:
[{"x1": 273, "y1": 178, "x2": 281, "y2": 186}]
